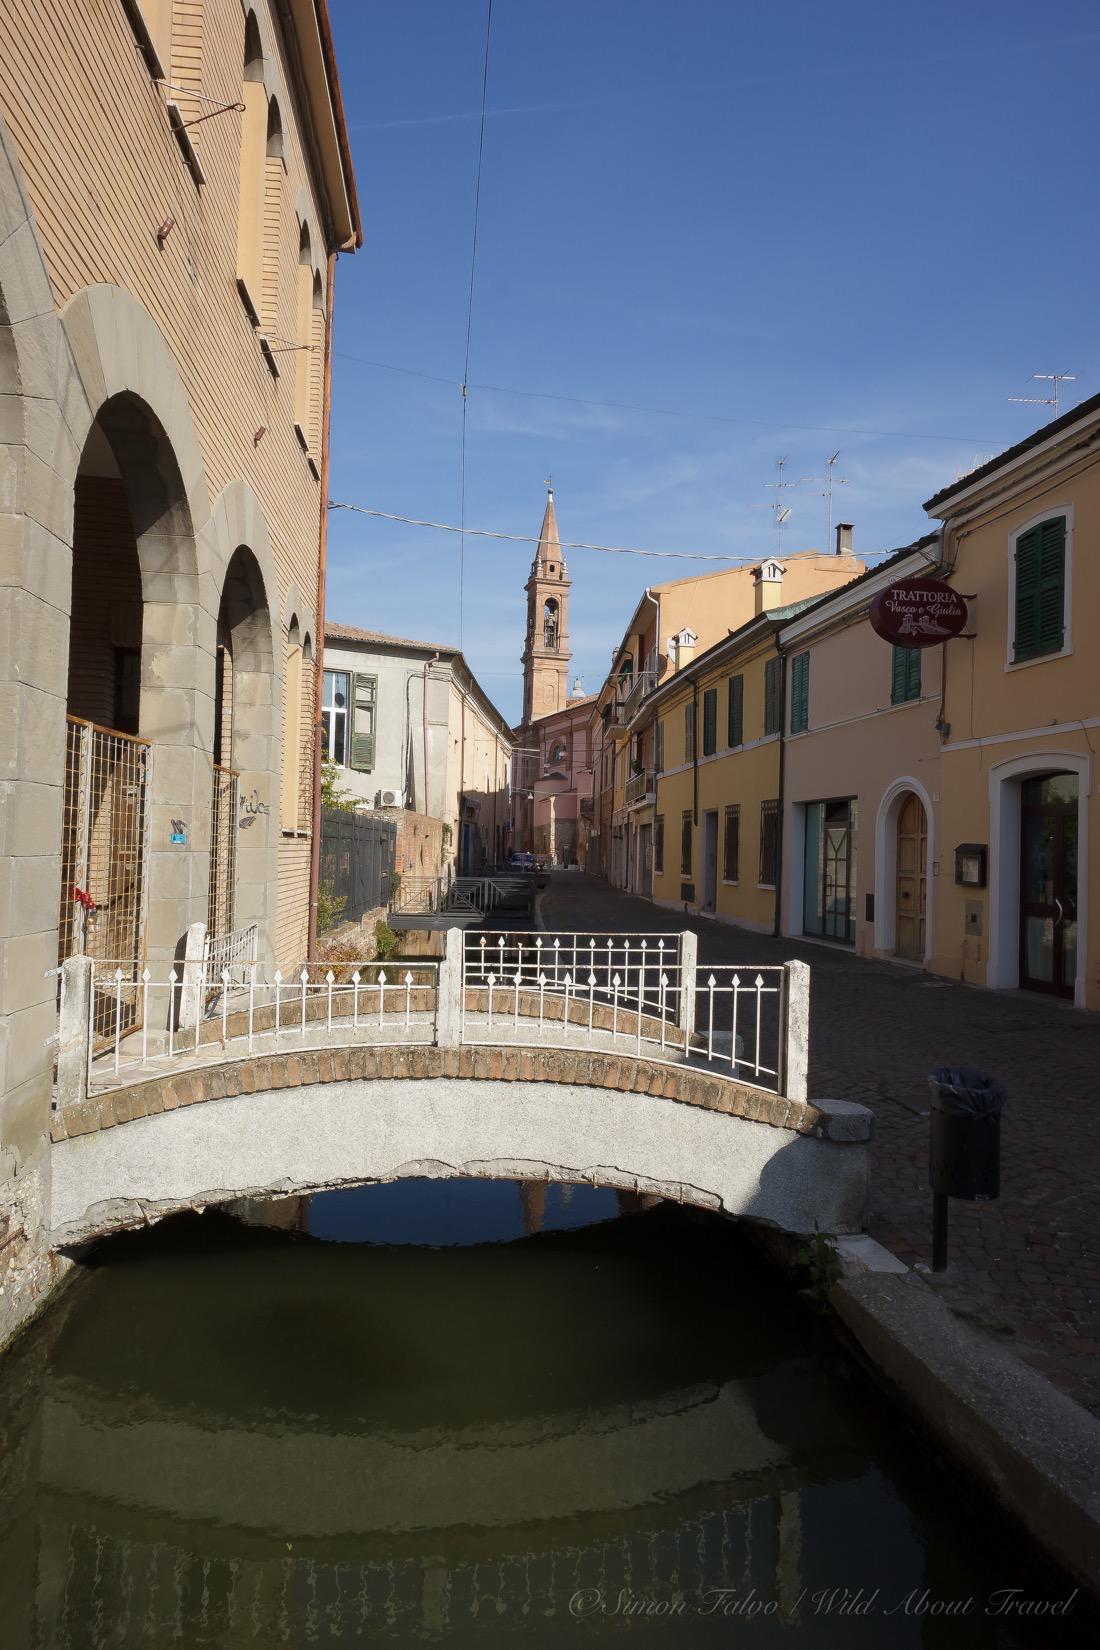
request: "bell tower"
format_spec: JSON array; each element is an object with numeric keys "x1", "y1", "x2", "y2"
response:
[{"x1": 521, "y1": 485, "x2": 571, "y2": 724}]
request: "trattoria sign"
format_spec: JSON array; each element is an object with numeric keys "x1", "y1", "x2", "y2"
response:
[{"x1": 868, "y1": 579, "x2": 968, "y2": 647}]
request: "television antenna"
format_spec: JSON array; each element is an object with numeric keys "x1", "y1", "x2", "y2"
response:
[
  {"x1": 1008, "y1": 373, "x2": 1077, "y2": 419},
  {"x1": 801, "y1": 451, "x2": 850, "y2": 548},
  {"x1": 763, "y1": 455, "x2": 799, "y2": 552}
]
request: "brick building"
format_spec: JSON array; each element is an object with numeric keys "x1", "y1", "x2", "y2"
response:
[{"x1": 0, "y1": 0, "x2": 361, "y2": 1347}]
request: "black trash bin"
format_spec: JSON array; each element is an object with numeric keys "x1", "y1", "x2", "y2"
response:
[{"x1": 928, "y1": 1067, "x2": 1006, "y2": 1203}]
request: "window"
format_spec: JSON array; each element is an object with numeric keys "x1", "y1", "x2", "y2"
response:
[
  {"x1": 654, "y1": 718, "x2": 664, "y2": 773},
  {"x1": 236, "y1": 13, "x2": 266, "y2": 320},
  {"x1": 702, "y1": 687, "x2": 717, "y2": 756},
  {"x1": 763, "y1": 657, "x2": 782, "y2": 736},
  {"x1": 1013, "y1": 515, "x2": 1066, "y2": 661},
  {"x1": 790, "y1": 651, "x2": 809, "y2": 734},
  {"x1": 684, "y1": 700, "x2": 696, "y2": 762},
  {"x1": 654, "y1": 814, "x2": 664, "y2": 874},
  {"x1": 727, "y1": 673, "x2": 744, "y2": 747},
  {"x1": 543, "y1": 599, "x2": 560, "y2": 649},
  {"x1": 723, "y1": 803, "x2": 740, "y2": 882},
  {"x1": 349, "y1": 673, "x2": 378, "y2": 771},
  {"x1": 123, "y1": 0, "x2": 169, "y2": 78},
  {"x1": 322, "y1": 670, "x2": 350, "y2": 765},
  {"x1": 759, "y1": 799, "x2": 779, "y2": 887},
  {"x1": 294, "y1": 222, "x2": 315, "y2": 443},
  {"x1": 680, "y1": 810, "x2": 693, "y2": 875},
  {"x1": 891, "y1": 645, "x2": 921, "y2": 704}
]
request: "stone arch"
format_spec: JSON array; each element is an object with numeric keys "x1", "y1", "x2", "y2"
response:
[{"x1": 873, "y1": 775, "x2": 935, "y2": 963}]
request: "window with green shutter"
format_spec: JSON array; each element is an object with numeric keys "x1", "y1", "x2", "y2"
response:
[
  {"x1": 727, "y1": 673, "x2": 744, "y2": 746},
  {"x1": 702, "y1": 687, "x2": 717, "y2": 756},
  {"x1": 654, "y1": 719, "x2": 664, "y2": 773},
  {"x1": 349, "y1": 672, "x2": 377, "y2": 771},
  {"x1": 684, "y1": 701, "x2": 696, "y2": 762},
  {"x1": 1013, "y1": 516, "x2": 1066, "y2": 661},
  {"x1": 763, "y1": 656, "x2": 782, "y2": 736},
  {"x1": 790, "y1": 652, "x2": 809, "y2": 733},
  {"x1": 890, "y1": 645, "x2": 921, "y2": 704}
]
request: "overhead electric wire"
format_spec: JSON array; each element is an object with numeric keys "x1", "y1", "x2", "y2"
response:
[
  {"x1": 332, "y1": 348, "x2": 1003, "y2": 448},
  {"x1": 458, "y1": 0, "x2": 494, "y2": 650},
  {"x1": 328, "y1": 499, "x2": 910, "y2": 562}
]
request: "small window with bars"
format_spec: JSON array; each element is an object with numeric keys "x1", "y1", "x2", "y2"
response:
[
  {"x1": 723, "y1": 803, "x2": 740, "y2": 882},
  {"x1": 680, "y1": 809, "x2": 693, "y2": 875},
  {"x1": 890, "y1": 645, "x2": 921, "y2": 704},
  {"x1": 759, "y1": 799, "x2": 779, "y2": 887},
  {"x1": 654, "y1": 814, "x2": 664, "y2": 873}
]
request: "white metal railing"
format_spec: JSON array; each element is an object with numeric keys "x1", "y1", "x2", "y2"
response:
[
  {"x1": 80, "y1": 957, "x2": 440, "y2": 1092},
  {"x1": 52, "y1": 929, "x2": 808, "y2": 1104}
]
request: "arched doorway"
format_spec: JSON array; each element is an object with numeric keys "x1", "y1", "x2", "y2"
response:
[
  {"x1": 894, "y1": 792, "x2": 927, "y2": 960},
  {"x1": 59, "y1": 393, "x2": 203, "y2": 1036}
]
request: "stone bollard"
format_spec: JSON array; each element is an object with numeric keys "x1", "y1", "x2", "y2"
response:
[
  {"x1": 57, "y1": 955, "x2": 94, "y2": 1110},
  {"x1": 782, "y1": 959, "x2": 810, "y2": 1103},
  {"x1": 678, "y1": 931, "x2": 698, "y2": 1044},
  {"x1": 435, "y1": 926, "x2": 464, "y2": 1048},
  {"x1": 177, "y1": 921, "x2": 207, "y2": 1036}
]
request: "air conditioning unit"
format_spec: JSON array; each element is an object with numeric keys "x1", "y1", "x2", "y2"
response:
[{"x1": 375, "y1": 788, "x2": 405, "y2": 808}]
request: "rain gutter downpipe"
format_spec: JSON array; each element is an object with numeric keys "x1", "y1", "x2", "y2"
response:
[
  {"x1": 422, "y1": 652, "x2": 440, "y2": 822},
  {"x1": 773, "y1": 638, "x2": 787, "y2": 939}
]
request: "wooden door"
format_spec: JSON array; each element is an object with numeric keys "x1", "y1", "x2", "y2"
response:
[{"x1": 895, "y1": 793, "x2": 926, "y2": 960}]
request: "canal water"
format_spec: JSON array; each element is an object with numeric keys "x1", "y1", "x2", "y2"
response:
[{"x1": 0, "y1": 1182, "x2": 1088, "y2": 1649}]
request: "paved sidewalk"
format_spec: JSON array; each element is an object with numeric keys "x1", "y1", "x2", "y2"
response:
[{"x1": 540, "y1": 872, "x2": 1100, "y2": 1417}]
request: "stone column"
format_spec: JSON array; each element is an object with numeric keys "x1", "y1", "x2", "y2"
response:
[
  {"x1": 782, "y1": 959, "x2": 810, "y2": 1102},
  {"x1": 436, "y1": 926, "x2": 464, "y2": 1047}
]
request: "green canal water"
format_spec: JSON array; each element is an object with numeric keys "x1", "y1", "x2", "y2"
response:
[{"x1": 0, "y1": 1183, "x2": 1089, "y2": 1649}]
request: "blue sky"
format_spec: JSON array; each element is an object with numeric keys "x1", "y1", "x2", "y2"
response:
[{"x1": 325, "y1": 0, "x2": 1099, "y2": 723}]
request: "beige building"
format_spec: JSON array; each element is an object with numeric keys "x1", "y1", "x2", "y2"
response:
[
  {"x1": 321, "y1": 626, "x2": 514, "y2": 874},
  {"x1": 924, "y1": 396, "x2": 1100, "y2": 1010},
  {"x1": 778, "y1": 540, "x2": 943, "y2": 959},
  {"x1": 0, "y1": 1, "x2": 360, "y2": 1344}
]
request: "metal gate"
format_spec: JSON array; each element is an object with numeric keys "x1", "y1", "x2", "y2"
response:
[
  {"x1": 59, "y1": 716, "x2": 151, "y2": 1042},
  {"x1": 208, "y1": 764, "x2": 239, "y2": 938}
]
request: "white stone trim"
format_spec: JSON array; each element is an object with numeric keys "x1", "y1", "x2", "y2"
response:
[
  {"x1": 873, "y1": 776, "x2": 935, "y2": 963},
  {"x1": 986, "y1": 749, "x2": 1089, "y2": 1009}
]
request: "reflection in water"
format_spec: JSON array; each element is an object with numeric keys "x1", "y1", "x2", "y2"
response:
[{"x1": 0, "y1": 1184, "x2": 1086, "y2": 1648}]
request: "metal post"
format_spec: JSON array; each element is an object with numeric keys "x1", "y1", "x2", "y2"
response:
[{"x1": 932, "y1": 1191, "x2": 949, "y2": 1272}]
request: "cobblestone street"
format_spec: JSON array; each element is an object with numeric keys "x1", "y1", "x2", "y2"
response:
[{"x1": 540, "y1": 872, "x2": 1100, "y2": 1417}]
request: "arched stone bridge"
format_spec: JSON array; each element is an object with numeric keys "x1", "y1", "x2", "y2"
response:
[{"x1": 49, "y1": 1040, "x2": 870, "y2": 1248}]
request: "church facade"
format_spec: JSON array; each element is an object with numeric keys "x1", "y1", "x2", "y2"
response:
[{"x1": 513, "y1": 491, "x2": 593, "y2": 862}]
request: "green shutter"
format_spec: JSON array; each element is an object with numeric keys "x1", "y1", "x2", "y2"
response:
[
  {"x1": 790, "y1": 652, "x2": 809, "y2": 733},
  {"x1": 906, "y1": 647, "x2": 921, "y2": 700},
  {"x1": 727, "y1": 674, "x2": 744, "y2": 746},
  {"x1": 702, "y1": 688, "x2": 717, "y2": 755},
  {"x1": 1015, "y1": 518, "x2": 1065, "y2": 660},
  {"x1": 764, "y1": 657, "x2": 781, "y2": 735},
  {"x1": 891, "y1": 645, "x2": 921, "y2": 704},
  {"x1": 350, "y1": 673, "x2": 377, "y2": 771}
]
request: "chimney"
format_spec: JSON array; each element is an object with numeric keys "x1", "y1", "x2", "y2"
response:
[
  {"x1": 670, "y1": 627, "x2": 697, "y2": 671},
  {"x1": 754, "y1": 558, "x2": 785, "y2": 615},
  {"x1": 835, "y1": 522, "x2": 853, "y2": 556}
]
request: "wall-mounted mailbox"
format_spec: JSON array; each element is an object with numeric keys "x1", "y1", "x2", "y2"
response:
[{"x1": 955, "y1": 843, "x2": 987, "y2": 887}]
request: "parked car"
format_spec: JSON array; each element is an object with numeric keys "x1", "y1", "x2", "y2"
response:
[{"x1": 508, "y1": 852, "x2": 537, "y2": 871}]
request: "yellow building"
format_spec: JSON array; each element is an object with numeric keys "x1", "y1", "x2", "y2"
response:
[
  {"x1": 647, "y1": 596, "x2": 829, "y2": 931},
  {"x1": 924, "y1": 394, "x2": 1100, "y2": 1009},
  {"x1": 590, "y1": 534, "x2": 865, "y2": 890}
]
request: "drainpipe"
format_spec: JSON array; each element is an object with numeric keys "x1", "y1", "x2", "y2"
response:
[
  {"x1": 643, "y1": 587, "x2": 659, "y2": 684},
  {"x1": 307, "y1": 247, "x2": 338, "y2": 959},
  {"x1": 773, "y1": 643, "x2": 787, "y2": 938},
  {"x1": 691, "y1": 678, "x2": 699, "y2": 827},
  {"x1": 422, "y1": 652, "x2": 439, "y2": 820}
]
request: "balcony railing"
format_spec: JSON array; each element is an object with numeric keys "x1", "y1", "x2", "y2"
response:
[{"x1": 625, "y1": 769, "x2": 655, "y2": 806}]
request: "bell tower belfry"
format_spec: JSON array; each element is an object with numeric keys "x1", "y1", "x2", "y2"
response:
[{"x1": 521, "y1": 485, "x2": 571, "y2": 725}]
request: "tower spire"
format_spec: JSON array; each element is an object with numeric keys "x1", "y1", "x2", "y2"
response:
[
  {"x1": 534, "y1": 479, "x2": 564, "y2": 572},
  {"x1": 521, "y1": 483, "x2": 572, "y2": 726}
]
